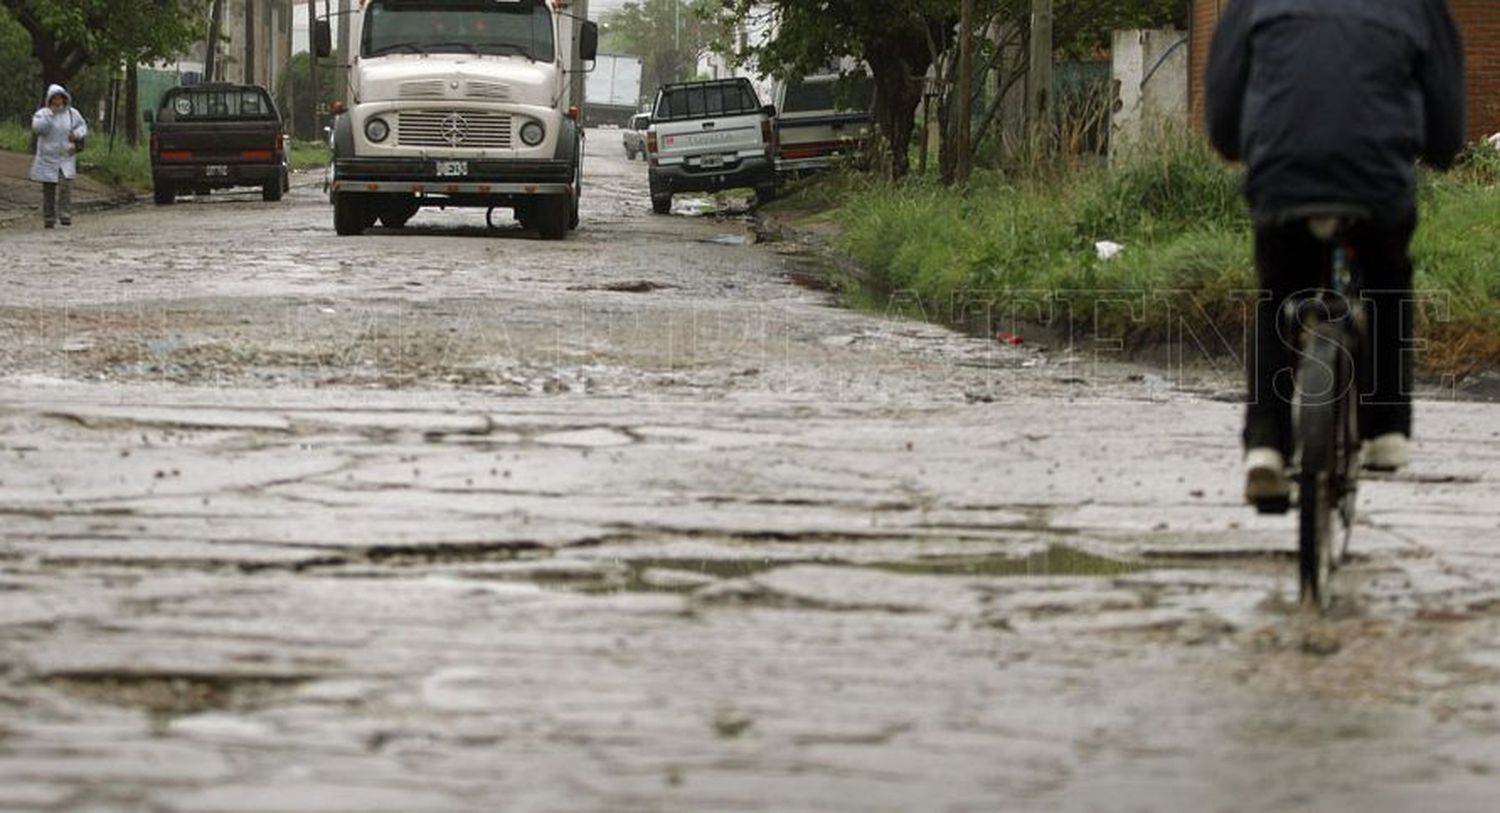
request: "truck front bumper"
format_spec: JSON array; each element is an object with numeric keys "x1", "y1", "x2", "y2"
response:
[{"x1": 332, "y1": 157, "x2": 574, "y2": 196}]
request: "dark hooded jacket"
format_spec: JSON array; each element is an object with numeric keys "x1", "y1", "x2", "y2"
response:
[{"x1": 1205, "y1": 0, "x2": 1466, "y2": 224}]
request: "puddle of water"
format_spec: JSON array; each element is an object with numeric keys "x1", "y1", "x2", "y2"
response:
[
  {"x1": 868, "y1": 545, "x2": 1150, "y2": 578},
  {"x1": 578, "y1": 546, "x2": 1149, "y2": 594}
]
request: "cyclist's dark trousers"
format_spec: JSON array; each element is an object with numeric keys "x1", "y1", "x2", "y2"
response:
[{"x1": 1245, "y1": 214, "x2": 1417, "y2": 456}]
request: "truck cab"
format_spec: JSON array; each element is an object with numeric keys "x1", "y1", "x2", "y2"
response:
[{"x1": 320, "y1": 0, "x2": 598, "y2": 239}]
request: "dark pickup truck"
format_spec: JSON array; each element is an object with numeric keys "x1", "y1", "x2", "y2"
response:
[{"x1": 146, "y1": 83, "x2": 290, "y2": 205}]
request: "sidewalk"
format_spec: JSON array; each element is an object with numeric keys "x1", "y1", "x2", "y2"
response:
[{"x1": 0, "y1": 148, "x2": 134, "y2": 229}]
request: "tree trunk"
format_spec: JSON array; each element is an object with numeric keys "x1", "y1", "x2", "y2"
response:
[
  {"x1": 955, "y1": 0, "x2": 976, "y2": 186},
  {"x1": 125, "y1": 62, "x2": 140, "y2": 146},
  {"x1": 865, "y1": 29, "x2": 938, "y2": 181}
]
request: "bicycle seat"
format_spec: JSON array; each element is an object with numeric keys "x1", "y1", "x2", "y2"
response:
[{"x1": 1271, "y1": 203, "x2": 1373, "y2": 242}]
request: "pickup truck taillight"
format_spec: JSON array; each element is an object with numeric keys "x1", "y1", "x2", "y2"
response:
[
  {"x1": 159, "y1": 150, "x2": 193, "y2": 162},
  {"x1": 275, "y1": 133, "x2": 285, "y2": 152},
  {"x1": 762, "y1": 120, "x2": 776, "y2": 157},
  {"x1": 646, "y1": 131, "x2": 658, "y2": 154}
]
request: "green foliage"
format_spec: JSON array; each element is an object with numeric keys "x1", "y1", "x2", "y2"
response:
[
  {"x1": 827, "y1": 135, "x2": 1500, "y2": 373},
  {"x1": 1074, "y1": 131, "x2": 1243, "y2": 240},
  {"x1": 1, "y1": 1, "x2": 209, "y2": 84},
  {"x1": 276, "y1": 51, "x2": 343, "y2": 142},
  {"x1": 0, "y1": 8, "x2": 38, "y2": 124}
]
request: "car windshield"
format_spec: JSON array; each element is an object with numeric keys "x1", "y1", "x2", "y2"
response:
[
  {"x1": 362, "y1": 0, "x2": 555, "y2": 61},
  {"x1": 653, "y1": 81, "x2": 761, "y2": 121},
  {"x1": 161, "y1": 87, "x2": 276, "y2": 121}
]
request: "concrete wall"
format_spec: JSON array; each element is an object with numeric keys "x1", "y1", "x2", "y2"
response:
[
  {"x1": 1190, "y1": 0, "x2": 1499, "y2": 141},
  {"x1": 1110, "y1": 29, "x2": 1190, "y2": 161}
]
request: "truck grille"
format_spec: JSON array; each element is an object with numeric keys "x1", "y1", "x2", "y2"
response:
[
  {"x1": 465, "y1": 80, "x2": 512, "y2": 101},
  {"x1": 398, "y1": 80, "x2": 448, "y2": 99},
  {"x1": 397, "y1": 110, "x2": 513, "y2": 149}
]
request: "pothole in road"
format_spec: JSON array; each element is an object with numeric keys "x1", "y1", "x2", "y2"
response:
[{"x1": 44, "y1": 671, "x2": 311, "y2": 721}]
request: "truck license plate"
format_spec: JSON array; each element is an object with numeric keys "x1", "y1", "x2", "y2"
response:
[
  {"x1": 204, "y1": 164, "x2": 229, "y2": 177},
  {"x1": 435, "y1": 161, "x2": 469, "y2": 177},
  {"x1": 700, "y1": 155, "x2": 724, "y2": 169}
]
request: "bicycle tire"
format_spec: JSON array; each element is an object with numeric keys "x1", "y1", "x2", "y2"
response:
[{"x1": 1296, "y1": 323, "x2": 1346, "y2": 610}]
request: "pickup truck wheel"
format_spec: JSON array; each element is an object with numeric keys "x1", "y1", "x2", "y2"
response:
[
  {"x1": 262, "y1": 182, "x2": 283, "y2": 203},
  {"x1": 333, "y1": 195, "x2": 366, "y2": 236},
  {"x1": 535, "y1": 195, "x2": 570, "y2": 240},
  {"x1": 648, "y1": 172, "x2": 671, "y2": 215},
  {"x1": 153, "y1": 183, "x2": 175, "y2": 206}
]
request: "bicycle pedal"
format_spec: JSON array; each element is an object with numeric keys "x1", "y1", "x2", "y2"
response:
[{"x1": 1254, "y1": 497, "x2": 1291, "y2": 516}]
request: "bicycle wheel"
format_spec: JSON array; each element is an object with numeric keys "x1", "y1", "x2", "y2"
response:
[{"x1": 1296, "y1": 323, "x2": 1347, "y2": 610}]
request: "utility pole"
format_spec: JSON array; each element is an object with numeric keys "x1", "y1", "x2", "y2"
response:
[
  {"x1": 307, "y1": 0, "x2": 320, "y2": 139},
  {"x1": 955, "y1": 0, "x2": 976, "y2": 185},
  {"x1": 246, "y1": 0, "x2": 257, "y2": 85},
  {"x1": 206, "y1": 0, "x2": 225, "y2": 81},
  {"x1": 1027, "y1": 0, "x2": 1053, "y2": 130},
  {"x1": 335, "y1": 0, "x2": 351, "y2": 104}
]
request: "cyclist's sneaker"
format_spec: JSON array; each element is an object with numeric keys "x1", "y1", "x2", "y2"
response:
[
  {"x1": 1244, "y1": 447, "x2": 1291, "y2": 504},
  {"x1": 1363, "y1": 432, "x2": 1410, "y2": 472}
]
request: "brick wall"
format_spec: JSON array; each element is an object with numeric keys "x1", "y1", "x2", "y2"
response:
[
  {"x1": 1451, "y1": 0, "x2": 1500, "y2": 140},
  {"x1": 1190, "y1": 0, "x2": 1499, "y2": 141}
]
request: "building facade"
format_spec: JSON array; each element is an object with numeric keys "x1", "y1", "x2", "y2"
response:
[{"x1": 1190, "y1": 0, "x2": 1499, "y2": 142}]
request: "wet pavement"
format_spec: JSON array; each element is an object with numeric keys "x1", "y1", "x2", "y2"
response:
[{"x1": 2, "y1": 132, "x2": 1500, "y2": 811}]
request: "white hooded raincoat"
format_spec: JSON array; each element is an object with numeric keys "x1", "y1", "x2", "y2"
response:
[{"x1": 31, "y1": 84, "x2": 89, "y2": 184}]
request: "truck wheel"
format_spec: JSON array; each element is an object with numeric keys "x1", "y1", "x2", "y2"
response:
[
  {"x1": 153, "y1": 182, "x2": 175, "y2": 206},
  {"x1": 379, "y1": 199, "x2": 420, "y2": 229},
  {"x1": 333, "y1": 195, "x2": 366, "y2": 236},
  {"x1": 263, "y1": 181, "x2": 283, "y2": 203},
  {"x1": 534, "y1": 195, "x2": 571, "y2": 240}
]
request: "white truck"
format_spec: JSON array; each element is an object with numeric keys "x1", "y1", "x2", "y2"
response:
[
  {"x1": 583, "y1": 53, "x2": 643, "y2": 127},
  {"x1": 316, "y1": 0, "x2": 598, "y2": 239}
]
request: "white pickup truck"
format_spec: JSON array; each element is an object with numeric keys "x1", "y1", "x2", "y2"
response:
[
  {"x1": 317, "y1": 0, "x2": 598, "y2": 239},
  {"x1": 774, "y1": 72, "x2": 872, "y2": 176},
  {"x1": 645, "y1": 78, "x2": 778, "y2": 214}
]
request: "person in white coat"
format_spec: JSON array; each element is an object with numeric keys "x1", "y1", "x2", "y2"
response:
[{"x1": 31, "y1": 83, "x2": 89, "y2": 228}]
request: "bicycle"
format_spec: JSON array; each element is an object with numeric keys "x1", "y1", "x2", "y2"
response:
[{"x1": 1258, "y1": 205, "x2": 1372, "y2": 611}]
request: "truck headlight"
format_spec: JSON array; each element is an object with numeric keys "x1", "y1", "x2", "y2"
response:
[
  {"x1": 519, "y1": 121, "x2": 545, "y2": 147},
  {"x1": 365, "y1": 118, "x2": 390, "y2": 144}
]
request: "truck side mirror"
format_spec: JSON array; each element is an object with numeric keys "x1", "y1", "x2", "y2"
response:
[
  {"x1": 315, "y1": 20, "x2": 333, "y2": 59},
  {"x1": 762, "y1": 104, "x2": 777, "y2": 118},
  {"x1": 580, "y1": 21, "x2": 599, "y2": 62}
]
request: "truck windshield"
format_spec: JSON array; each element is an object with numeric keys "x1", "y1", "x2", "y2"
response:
[{"x1": 362, "y1": 0, "x2": 555, "y2": 62}]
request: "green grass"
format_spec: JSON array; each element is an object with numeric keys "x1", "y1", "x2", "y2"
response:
[
  {"x1": 821, "y1": 134, "x2": 1500, "y2": 376},
  {"x1": 288, "y1": 140, "x2": 329, "y2": 171},
  {"x1": 3, "y1": 123, "x2": 331, "y2": 188}
]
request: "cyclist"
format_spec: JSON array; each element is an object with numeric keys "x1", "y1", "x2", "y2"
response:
[{"x1": 1205, "y1": 0, "x2": 1466, "y2": 504}]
